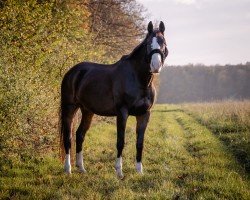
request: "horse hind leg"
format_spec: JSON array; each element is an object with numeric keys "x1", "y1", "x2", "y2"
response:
[
  {"x1": 75, "y1": 109, "x2": 94, "y2": 173},
  {"x1": 61, "y1": 104, "x2": 78, "y2": 174}
]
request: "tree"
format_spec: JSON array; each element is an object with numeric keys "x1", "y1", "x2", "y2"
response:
[{"x1": 87, "y1": 0, "x2": 146, "y2": 60}]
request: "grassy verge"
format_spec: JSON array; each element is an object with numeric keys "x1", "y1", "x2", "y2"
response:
[
  {"x1": 1, "y1": 104, "x2": 249, "y2": 199},
  {"x1": 181, "y1": 101, "x2": 250, "y2": 174}
]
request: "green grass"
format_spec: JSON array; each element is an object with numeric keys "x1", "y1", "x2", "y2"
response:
[
  {"x1": 181, "y1": 101, "x2": 250, "y2": 174},
  {"x1": 1, "y1": 104, "x2": 250, "y2": 199}
]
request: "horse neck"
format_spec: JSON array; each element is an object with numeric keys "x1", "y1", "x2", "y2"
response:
[{"x1": 129, "y1": 42, "x2": 153, "y2": 88}]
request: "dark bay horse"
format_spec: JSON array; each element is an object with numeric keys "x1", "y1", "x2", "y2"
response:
[{"x1": 60, "y1": 21, "x2": 168, "y2": 178}]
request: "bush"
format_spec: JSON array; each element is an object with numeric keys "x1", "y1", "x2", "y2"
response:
[{"x1": 0, "y1": 0, "x2": 102, "y2": 167}]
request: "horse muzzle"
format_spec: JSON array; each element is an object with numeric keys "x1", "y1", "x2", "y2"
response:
[{"x1": 150, "y1": 62, "x2": 162, "y2": 73}]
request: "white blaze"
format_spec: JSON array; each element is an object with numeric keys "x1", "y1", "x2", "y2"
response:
[{"x1": 150, "y1": 37, "x2": 162, "y2": 73}]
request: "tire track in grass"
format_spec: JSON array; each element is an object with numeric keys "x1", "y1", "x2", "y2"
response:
[
  {"x1": 156, "y1": 108, "x2": 205, "y2": 199},
  {"x1": 185, "y1": 111, "x2": 250, "y2": 175},
  {"x1": 173, "y1": 111, "x2": 250, "y2": 200},
  {"x1": 149, "y1": 106, "x2": 204, "y2": 199}
]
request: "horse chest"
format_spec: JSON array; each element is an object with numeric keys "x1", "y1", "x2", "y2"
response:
[{"x1": 126, "y1": 87, "x2": 155, "y2": 115}]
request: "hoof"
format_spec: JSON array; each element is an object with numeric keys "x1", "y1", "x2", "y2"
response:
[
  {"x1": 64, "y1": 167, "x2": 72, "y2": 175},
  {"x1": 64, "y1": 164, "x2": 71, "y2": 174},
  {"x1": 115, "y1": 167, "x2": 124, "y2": 179},
  {"x1": 76, "y1": 165, "x2": 87, "y2": 173},
  {"x1": 118, "y1": 174, "x2": 125, "y2": 180},
  {"x1": 116, "y1": 170, "x2": 124, "y2": 179}
]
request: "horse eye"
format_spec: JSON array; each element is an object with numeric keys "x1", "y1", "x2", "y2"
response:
[{"x1": 157, "y1": 38, "x2": 163, "y2": 43}]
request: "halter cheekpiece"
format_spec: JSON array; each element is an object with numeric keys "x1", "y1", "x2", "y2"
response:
[{"x1": 147, "y1": 48, "x2": 167, "y2": 64}]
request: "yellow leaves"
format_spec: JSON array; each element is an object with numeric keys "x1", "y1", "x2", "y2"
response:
[{"x1": 0, "y1": 0, "x2": 144, "y2": 164}]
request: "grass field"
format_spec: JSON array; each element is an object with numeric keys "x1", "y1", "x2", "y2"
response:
[
  {"x1": 1, "y1": 103, "x2": 250, "y2": 199},
  {"x1": 181, "y1": 100, "x2": 250, "y2": 174}
]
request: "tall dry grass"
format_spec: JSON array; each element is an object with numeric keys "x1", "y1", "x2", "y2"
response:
[
  {"x1": 181, "y1": 100, "x2": 250, "y2": 173},
  {"x1": 181, "y1": 100, "x2": 250, "y2": 129}
]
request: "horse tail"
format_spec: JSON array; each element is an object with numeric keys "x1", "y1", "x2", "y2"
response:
[
  {"x1": 59, "y1": 71, "x2": 79, "y2": 163},
  {"x1": 59, "y1": 98, "x2": 65, "y2": 162},
  {"x1": 59, "y1": 66, "x2": 86, "y2": 163}
]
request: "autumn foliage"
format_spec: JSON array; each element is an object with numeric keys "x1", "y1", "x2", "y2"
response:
[{"x1": 0, "y1": 0, "x2": 145, "y2": 167}]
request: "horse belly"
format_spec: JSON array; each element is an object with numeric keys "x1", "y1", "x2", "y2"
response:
[
  {"x1": 87, "y1": 95, "x2": 116, "y2": 116},
  {"x1": 77, "y1": 80, "x2": 116, "y2": 116}
]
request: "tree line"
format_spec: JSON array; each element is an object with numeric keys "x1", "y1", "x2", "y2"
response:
[
  {"x1": 158, "y1": 63, "x2": 250, "y2": 103},
  {"x1": 0, "y1": 0, "x2": 145, "y2": 168}
]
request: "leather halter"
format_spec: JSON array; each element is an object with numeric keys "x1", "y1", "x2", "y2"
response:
[
  {"x1": 145, "y1": 44, "x2": 168, "y2": 64},
  {"x1": 147, "y1": 49, "x2": 166, "y2": 64}
]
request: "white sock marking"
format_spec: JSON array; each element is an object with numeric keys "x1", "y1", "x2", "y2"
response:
[
  {"x1": 136, "y1": 162, "x2": 143, "y2": 174},
  {"x1": 76, "y1": 151, "x2": 86, "y2": 173},
  {"x1": 64, "y1": 153, "x2": 71, "y2": 174},
  {"x1": 115, "y1": 157, "x2": 124, "y2": 178}
]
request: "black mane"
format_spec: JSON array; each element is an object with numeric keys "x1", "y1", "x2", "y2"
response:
[{"x1": 127, "y1": 38, "x2": 147, "y2": 60}]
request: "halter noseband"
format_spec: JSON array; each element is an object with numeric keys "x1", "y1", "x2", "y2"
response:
[{"x1": 146, "y1": 45, "x2": 168, "y2": 64}]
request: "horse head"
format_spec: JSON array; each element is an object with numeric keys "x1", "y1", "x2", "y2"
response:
[{"x1": 146, "y1": 21, "x2": 168, "y2": 73}]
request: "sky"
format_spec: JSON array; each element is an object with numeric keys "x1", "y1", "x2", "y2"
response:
[{"x1": 137, "y1": 0, "x2": 250, "y2": 65}]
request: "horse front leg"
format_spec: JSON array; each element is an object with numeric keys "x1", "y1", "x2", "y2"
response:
[
  {"x1": 115, "y1": 107, "x2": 128, "y2": 179},
  {"x1": 135, "y1": 111, "x2": 150, "y2": 174}
]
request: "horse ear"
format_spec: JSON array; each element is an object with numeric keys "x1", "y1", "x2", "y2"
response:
[
  {"x1": 159, "y1": 21, "x2": 165, "y2": 33},
  {"x1": 147, "y1": 21, "x2": 153, "y2": 33}
]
